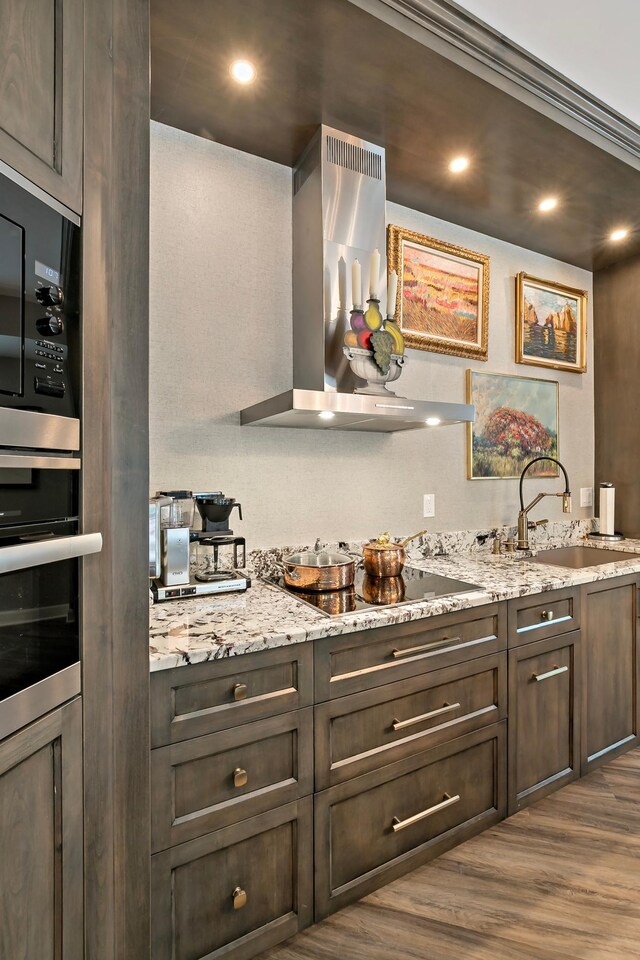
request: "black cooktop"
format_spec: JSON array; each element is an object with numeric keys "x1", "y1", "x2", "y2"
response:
[{"x1": 265, "y1": 564, "x2": 481, "y2": 617}]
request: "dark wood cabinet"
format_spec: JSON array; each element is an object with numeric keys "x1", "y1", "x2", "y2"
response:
[
  {"x1": 151, "y1": 708, "x2": 314, "y2": 850},
  {"x1": 508, "y1": 631, "x2": 581, "y2": 813},
  {"x1": 151, "y1": 798, "x2": 313, "y2": 960},
  {"x1": 314, "y1": 722, "x2": 506, "y2": 918},
  {"x1": 314, "y1": 603, "x2": 506, "y2": 700},
  {"x1": 581, "y1": 575, "x2": 640, "y2": 772},
  {"x1": 508, "y1": 586, "x2": 580, "y2": 648},
  {"x1": 0, "y1": 698, "x2": 83, "y2": 959},
  {"x1": 0, "y1": 0, "x2": 83, "y2": 211},
  {"x1": 150, "y1": 644, "x2": 313, "y2": 747},
  {"x1": 315, "y1": 652, "x2": 506, "y2": 789},
  {"x1": 148, "y1": 572, "x2": 640, "y2": 958}
]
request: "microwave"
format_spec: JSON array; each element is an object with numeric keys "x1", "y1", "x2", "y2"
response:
[{"x1": 0, "y1": 163, "x2": 80, "y2": 459}]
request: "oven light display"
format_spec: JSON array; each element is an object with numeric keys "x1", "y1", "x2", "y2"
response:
[{"x1": 34, "y1": 260, "x2": 61, "y2": 286}]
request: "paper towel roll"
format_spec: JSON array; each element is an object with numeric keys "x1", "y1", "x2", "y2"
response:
[{"x1": 599, "y1": 483, "x2": 615, "y2": 536}]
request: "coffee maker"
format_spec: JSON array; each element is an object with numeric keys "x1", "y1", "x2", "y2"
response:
[
  {"x1": 192, "y1": 493, "x2": 246, "y2": 581},
  {"x1": 149, "y1": 490, "x2": 250, "y2": 603}
]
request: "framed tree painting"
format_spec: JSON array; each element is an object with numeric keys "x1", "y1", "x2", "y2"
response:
[
  {"x1": 467, "y1": 370, "x2": 559, "y2": 480},
  {"x1": 516, "y1": 272, "x2": 587, "y2": 373},
  {"x1": 387, "y1": 225, "x2": 489, "y2": 360}
]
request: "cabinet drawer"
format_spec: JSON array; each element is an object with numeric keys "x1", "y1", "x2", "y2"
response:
[
  {"x1": 314, "y1": 722, "x2": 506, "y2": 918},
  {"x1": 151, "y1": 709, "x2": 314, "y2": 851},
  {"x1": 314, "y1": 604, "x2": 506, "y2": 701},
  {"x1": 508, "y1": 631, "x2": 580, "y2": 813},
  {"x1": 315, "y1": 653, "x2": 506, "y2": 788},
  {"x1": 150, "y1": 644, "x2": 313, "y2": 746},
  {"x1": 508, "y1": 587, "x2": 580, "y2": 648},
  {"x1": 151, "y1": 798, "x2": 313, "y2": 960}
]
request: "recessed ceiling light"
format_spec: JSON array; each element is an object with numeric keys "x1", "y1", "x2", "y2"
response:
[
  {"x1": 425, "y1": 417, "x2": 441, "y2": 426},
  {"x1": 538, "y1": 197, "x2": 558, "y2": 212},
  {"x1": 230, "y1": 60, "x2": 256, "y2": 84},
  {"x1": 610, "y1": 228, "x2": 629, "y2": 242},
  {"x1": 318, "y1": 410, "x2": 335, "y2": 420},
  {"x1": 449, "y1": 156, "x2": 469, "y2": 174}
]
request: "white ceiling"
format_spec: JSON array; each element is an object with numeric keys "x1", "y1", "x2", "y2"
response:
[{"x1": 455, "y1": 0, "x2": 640, "y2": 127}]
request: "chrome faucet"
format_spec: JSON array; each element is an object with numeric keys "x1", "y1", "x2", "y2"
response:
[{"x1": 517, "y1": 456, "x2": 571, "y2": 550}]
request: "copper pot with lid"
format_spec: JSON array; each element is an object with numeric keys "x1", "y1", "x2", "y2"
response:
[
  {"x1": 362, "y1": 530, "x2": 428, "y2": 578},
  {"x1": 280, "y1": 547, "x2": 357, "y2": 592}
]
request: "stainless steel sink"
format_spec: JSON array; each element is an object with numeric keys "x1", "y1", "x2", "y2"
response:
[{"x1": 528, "y1": 546, "x2": 640, "y2": 569}]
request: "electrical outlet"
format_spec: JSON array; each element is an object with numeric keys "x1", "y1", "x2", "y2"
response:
[
  {"x1": 423, "y1": 494, "x2": 435, "y2": 518},
  {"x1": 580, "y1": 487, "x2": 593, "y2": 507}
]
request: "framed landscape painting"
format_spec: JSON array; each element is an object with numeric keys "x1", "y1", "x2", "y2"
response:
[
  {"x1": 467, "y1": 370, "x2": 559, "y2": 480},
  {"x1": 387, "y1": 225, "x2": 489, "y2": 360},
  {"x1": 516, "y1": 273, "x2": 587, "y2": 373}
]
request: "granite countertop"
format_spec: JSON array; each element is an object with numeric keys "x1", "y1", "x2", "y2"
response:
[{"x1": 149, "y1": 533, "x2": 640, "y2": 672}]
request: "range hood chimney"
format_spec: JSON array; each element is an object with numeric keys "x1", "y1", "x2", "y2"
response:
[{"x1": 240, "y1": 125, "x2": 474, "y2": 432}]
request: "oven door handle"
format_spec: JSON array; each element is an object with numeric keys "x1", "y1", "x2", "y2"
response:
[{"x1": 0, "y1": 532, "x2": 103, "y2": 575}]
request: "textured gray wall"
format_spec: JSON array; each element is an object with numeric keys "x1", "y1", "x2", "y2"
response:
[{"x1": 150, "y1": 121, "x2": 594, "y2": 548}]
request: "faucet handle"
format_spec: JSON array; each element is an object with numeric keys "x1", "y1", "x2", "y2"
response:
[{"x1": 528, "y1": 518, "x2": 549, "y2": 530}]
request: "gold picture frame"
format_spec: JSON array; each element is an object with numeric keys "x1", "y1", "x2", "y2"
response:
[
  {"x1": 466, "y1": 369, "x2": 559, "y2": 480},
  {"x1": 387, "y1": 225, "x2": 489, "y2": 360},
  {"x1": 516, "y1": 272, "x2": 587, "y2": 373}
]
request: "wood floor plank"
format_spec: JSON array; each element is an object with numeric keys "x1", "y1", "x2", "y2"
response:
[{"x1": 258, "y1": 748, "x2": 640, "y2": 960}]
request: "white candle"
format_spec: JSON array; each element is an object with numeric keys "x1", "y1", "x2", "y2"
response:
[
  {"x1": 338, "y1": 256, "x2": 347, "y2": 309},
  {"x1": 352, "y1": 258, "x2": 362, "y2": 309},
  {"x1": 387, "y1": 270, "x2": 398, "y2": 318},
  {"x1": 369, "y1": 248, "x2": 380, "y2": 299}
]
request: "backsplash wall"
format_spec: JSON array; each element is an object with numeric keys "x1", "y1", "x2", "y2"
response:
[{"x1": 149, "y1": 121, "x2": 594, "y2": 548}]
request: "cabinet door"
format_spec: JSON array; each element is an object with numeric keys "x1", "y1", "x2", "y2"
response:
[
  {"x1": 0, "y1": 697, "x2": 83, "y2": 959},
  {"x1": 582, "y1": 575, "x2": 640, "y2": 773},
  {"x1": 508, "y1": 631, "x2": 580, "y2": 813},
  {"x1": 0, "y1": 0, "x2": 83, "y2": 212},
  {"x1": 151, "y1": 798, "x2": 313, "y2": 960},
  {"x1": 315, "y1": 723, "x2": 506, "y2": 919}
]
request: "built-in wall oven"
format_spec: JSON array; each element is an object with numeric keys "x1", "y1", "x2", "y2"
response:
[{"x1": 0, "y1": 162, "x2": 102, "y2": 741}]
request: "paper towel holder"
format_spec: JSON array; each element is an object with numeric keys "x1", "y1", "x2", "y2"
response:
[{"x1": 589, "y1": 482, "x2": 625, "y2": 542}]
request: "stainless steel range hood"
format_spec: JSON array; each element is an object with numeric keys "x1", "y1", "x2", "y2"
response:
[
  {"x1": 240, "y1": 390, "x2": 474, "y2": 431},
  {"x1": 240, "y1": 125, "x2": 475, "y2": 433}
]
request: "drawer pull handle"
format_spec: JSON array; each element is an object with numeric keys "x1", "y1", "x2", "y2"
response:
[
  {"x1": 391, "y1": 701, "x2": 461, "y2": 731},
  {"x1": 532, "y1": 664, "x2": 568, "y2": 682},
  {"x1": 392, "y1": 792, "x2": 460, "y2": 832},
  {"x1": 233, "y1": 767, "x2": 248, "y2": 788},
  {"x1": 540, "y1": 609, "x2": 553, "y2": 621},
  {"x1": 232, "y1": 886, "x2": 248, "y2": 910},
  {"x1": 232, "y1": 683, "x2": 248, "y2": 701},
  {"x1": 391, "y1": 637, "x2": 461, "y2": 659}
]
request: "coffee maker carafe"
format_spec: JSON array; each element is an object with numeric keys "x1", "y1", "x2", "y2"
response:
[{"x1": 193, "y1": 492, "x2": 246, "y2": 581}]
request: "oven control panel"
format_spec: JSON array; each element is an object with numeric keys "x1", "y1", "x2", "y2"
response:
[
  {"x1": 26, "y1": 274, "x2": 70, "y2": 402},
  {"x1": 0, "y1": 168, "x2": 79, "y2": 419}
]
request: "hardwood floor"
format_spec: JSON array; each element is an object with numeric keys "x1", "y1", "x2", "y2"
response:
[{"x1": 259, "y1": 748, "x2": 640, "y2": 960}]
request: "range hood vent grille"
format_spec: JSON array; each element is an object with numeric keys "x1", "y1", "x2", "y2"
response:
[{"x1": 326, "y1": 135, "x2": 382, "y2": 180}]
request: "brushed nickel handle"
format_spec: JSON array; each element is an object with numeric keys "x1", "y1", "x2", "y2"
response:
[
  {"x1": 532, "y1": 664, "x2": 568, "y2": 682},
  {"x1": 391, "y1": 637, "x2": 461, "y2": 659},
  {"x1": 392, "y1": 792, "x2": 460, "y2": 832},
  {"x1": 232, "y1": 886, "x2": 247, "y2": 910},
  {"x1": 540, "y1": 609, "x2": 554, "y2": 621},
  {"x1": 391, "y1": 702, "x2": 461, "y2": 731},
  {"x1": 232, "y1": 683, "x2": 247, "y2": 701},
  {"x1": 233, "y1": 767, "x2": 248, "y2": 788}
]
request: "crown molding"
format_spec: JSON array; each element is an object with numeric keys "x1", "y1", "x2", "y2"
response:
[{"x1": 351, "y1": 0, "x2": 640, "y2": 165}]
